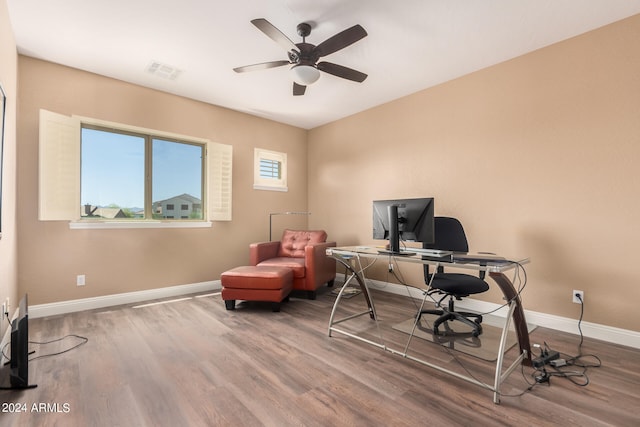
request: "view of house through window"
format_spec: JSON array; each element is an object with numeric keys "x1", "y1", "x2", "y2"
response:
[
  {"x1": 81, "y1": 127, "x2": 204, "y2": 220},
  {"x1": 151, "y1": 138, "x2": 203, "y2": 219}
]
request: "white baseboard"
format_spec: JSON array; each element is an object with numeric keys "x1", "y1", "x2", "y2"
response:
[
  {"x1": 29, "y1": 280, "x2": 221, "y2": 319},
  {"x1": 352, "y1": 279, "x2": 640, "y2": 350},
  {"x1": 20, "y1": 278, "x2": 640, "y2": 350}
]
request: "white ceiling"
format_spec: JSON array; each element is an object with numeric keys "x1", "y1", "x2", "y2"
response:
[{"x1": 7, "y1": 0, "x2": 640, "y2": 129}]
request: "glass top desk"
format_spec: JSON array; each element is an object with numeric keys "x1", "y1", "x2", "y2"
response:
[{"x1": 326, "y1": 246, "x2": 531, "y2": 404}]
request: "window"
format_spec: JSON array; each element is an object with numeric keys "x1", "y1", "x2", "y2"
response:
[
  {"x1": 80, "y1": 126, "x2": 204, "y2": 220},
  {"x1": 152, "y1": 138, "x2": 204, "y2": 220},
  {"x1": 260, "y1": 158, "x2": 281, "y2": 179},
  {"x1": 39, "y1": 110, "x2": 233, "y2": 226},
  {"x1": 254, "y1": 148, "x2": 287, "y2": 192},
  {"x1": 80, "y1": 127, "x2": 145, "y2": 219}
]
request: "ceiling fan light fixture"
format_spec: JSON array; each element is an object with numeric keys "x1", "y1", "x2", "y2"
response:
[{"x1": 290, "y1": 64, "x2": 320, "y2": 85}]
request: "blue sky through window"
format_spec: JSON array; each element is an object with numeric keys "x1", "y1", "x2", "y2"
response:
[
  {"x1": 152, "y1": 138, "x2": 203, "y2": 204},
  {"x1": 81, "y1": 128, "x2": 144, "y2": 208},
  {"x1": 81, "y1": 128, "x2": 203, "y2": 210}
]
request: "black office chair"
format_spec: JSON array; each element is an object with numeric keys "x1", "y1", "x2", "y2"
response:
[{"x1": 417, "y1": 217, "x2": 489, "y2": 337}]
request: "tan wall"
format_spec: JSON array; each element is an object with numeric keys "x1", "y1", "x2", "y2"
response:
[
  {"x1": 308, "y1": 15, "x2": 640, "y2": 332},
  {"x1": 11, "y1": 12, "x2": 640, "y2": 334},
  {"x1": 17, "y1": 57, "x2": 308, "y2": 306},
  {"x1": 0, "y1": 0, "x2": 18, "y2": 337}
]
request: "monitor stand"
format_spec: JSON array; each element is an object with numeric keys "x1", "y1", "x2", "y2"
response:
[{"x1": 382, "y1": 205, "x2": 415, "y2": 256}]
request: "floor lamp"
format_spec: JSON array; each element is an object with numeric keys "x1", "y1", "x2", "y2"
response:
[{"x1": 269, "y1": 212, "x2": 311, "y2": 241}]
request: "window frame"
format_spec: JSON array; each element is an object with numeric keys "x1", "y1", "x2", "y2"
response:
[
  {"x1": 253, "y1": 148, "x2": 288, "y2": 192},
  {"x1": 80, "y1": 123, "x2": 206, "y2": 222}
]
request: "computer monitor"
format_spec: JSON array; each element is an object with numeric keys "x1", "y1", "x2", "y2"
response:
[{"x1": 372, "y1": 198, "x2": 435, "y2": 255}]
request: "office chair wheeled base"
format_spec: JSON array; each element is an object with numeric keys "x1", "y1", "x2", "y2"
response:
[{"x1": 417, "y1": 297, "x2": 484, "y2": 337}]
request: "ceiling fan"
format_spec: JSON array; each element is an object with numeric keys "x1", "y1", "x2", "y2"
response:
[{"x1": 233, "y1": 18, "x2": 368, "y2": 96}]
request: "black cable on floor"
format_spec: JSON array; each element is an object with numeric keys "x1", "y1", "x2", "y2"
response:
[{"x1": 28, "y1": 334, "x2": 89, "y2": 361}]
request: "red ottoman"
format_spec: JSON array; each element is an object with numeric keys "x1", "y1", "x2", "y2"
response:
[{"x1": 221, "y1": 266, "x2": 293, "y2": 312}]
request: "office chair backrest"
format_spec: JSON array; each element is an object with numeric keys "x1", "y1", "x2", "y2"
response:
[
  {"x1": 424, "y1": 217, "x2": 469, "y2": 253},
  {"x1": 423, "y1": 217, "x2": 470, "y2": 278}
]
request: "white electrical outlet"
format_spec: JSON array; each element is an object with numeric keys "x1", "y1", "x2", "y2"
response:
[
  {"x1": 77, "y1": 274, "x2": 86, "y2": 286},
  {"x1": 572, "y1": 290, "x2": 584, "y2": 304}
]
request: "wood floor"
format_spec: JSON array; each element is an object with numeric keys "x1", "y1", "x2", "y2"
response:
[{"x1": 1, "y1": 286, "x2": 638, "y2": 427}]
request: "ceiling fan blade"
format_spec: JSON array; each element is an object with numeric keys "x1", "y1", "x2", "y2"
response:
[
  {"x1": 251, "y1": 18, "x2": 298, "y2": 52},
  {"x1": 317, "y1": 62, "x2": 367, "y2": 83},
  {"x1": 314, "y1": 24, "x2": 367, "y2": 57},
  {"x1": 233, "y1": 60, "x2": 290, "y2": 73},
  {"x1": 293, "y1": 82, "x2": 306, "y2": 96}
]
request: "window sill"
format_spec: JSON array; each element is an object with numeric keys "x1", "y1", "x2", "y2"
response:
[
  {"x1": 253, "y1": 185, "x2": 288, "y2": 192},
  {"x1": 69, "y1": 221, "x2": 213, "y2": 230}
]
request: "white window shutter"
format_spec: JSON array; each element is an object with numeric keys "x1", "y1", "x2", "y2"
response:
[
  {"x1": 39, "y1": 109, "x2": 81, "y2": 220},
  {"x1": 207, "y1": 141, "x2": 232, "y2": 221}
]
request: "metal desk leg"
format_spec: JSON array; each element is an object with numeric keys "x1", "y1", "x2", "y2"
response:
[
  {"x1": 328, "y1": 256, "x2": 377, "y2": 337},
  {"x1": 492, "y1": 300, "x2": 526, "y2": 404}
]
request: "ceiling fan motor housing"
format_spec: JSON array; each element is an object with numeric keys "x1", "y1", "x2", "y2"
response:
[{"x1": 294, "y1": 43, "x2": 319, "y2": 66}]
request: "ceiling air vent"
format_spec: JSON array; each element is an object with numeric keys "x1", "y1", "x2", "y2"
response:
[{"x1": 146, "y1": 61, "x2": 182, "y2": 80}]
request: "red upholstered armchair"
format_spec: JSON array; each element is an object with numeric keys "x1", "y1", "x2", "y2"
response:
[{"x1": 249, "y1": 229, "x2": 337, "y2": 299}]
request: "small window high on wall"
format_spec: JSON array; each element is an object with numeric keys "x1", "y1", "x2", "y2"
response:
[{"x1": 254, "y1": 148, "x2": 287, "y2": 192}]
